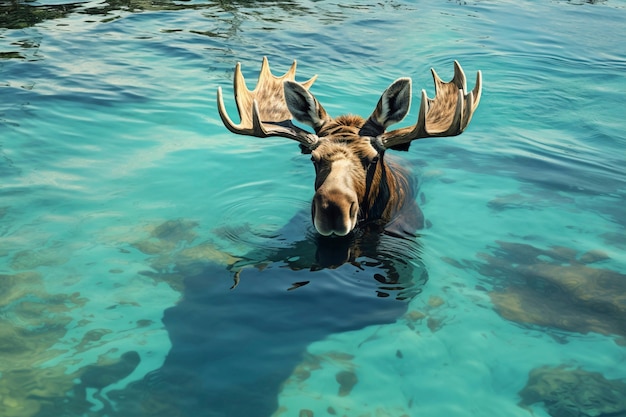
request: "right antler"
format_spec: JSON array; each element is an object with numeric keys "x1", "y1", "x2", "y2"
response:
[
  {"x1": 217, "y1": 57, "x2": 320, "y2": 148},
  {"x1": 375, "y1": 61, "x2": 482, "y2": 150}
]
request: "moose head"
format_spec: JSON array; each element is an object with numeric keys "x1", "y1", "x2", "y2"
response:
[{"x1": 217, "y1": 57, "x2": 481, "y2": 237}]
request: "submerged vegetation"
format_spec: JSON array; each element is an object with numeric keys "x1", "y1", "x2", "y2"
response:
[
  {"x1": 519, "y1": 366, "x2": 626, "y2": 417},
  {"x1": 446, "y1": 241, "x2": 626, "y2": 341},
  {"x1": 0, "y1": 271, "x2": 141, "y2": 417},
  {"x1": 488, "y1": 242, "x2": 625, "y2": 340}
]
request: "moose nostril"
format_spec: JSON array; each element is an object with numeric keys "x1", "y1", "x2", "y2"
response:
[
  {"x1": 312, "y1": 189, "x2": 359, "y2": 236},
  {"x1": 350, "y1": 202, "x2": 357, "y2": 218}
]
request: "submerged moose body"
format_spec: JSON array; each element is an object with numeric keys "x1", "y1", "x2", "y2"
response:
[{"x1": 217, "y1": 57, "x2": 482, "y2": 238}]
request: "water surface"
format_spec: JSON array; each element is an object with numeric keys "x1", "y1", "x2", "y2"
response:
[{"x1": 1, "y1": 1, "x2": 625, "y2": 416}]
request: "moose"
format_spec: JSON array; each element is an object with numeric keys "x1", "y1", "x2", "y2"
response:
[
  {"x1": 129, "y1": 60, "x2": 482, "y2": 417},
  {"x1": 217, "y1": 57, "x2": 482, "y2": 241}
]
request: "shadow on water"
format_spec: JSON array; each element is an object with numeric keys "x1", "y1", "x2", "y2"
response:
[
  {"x1": 0, "y1": 215, "x2": 426, "y2": 417},
  {"x1": 106, "y1": 212, "x2": 427, "y2": 417}
]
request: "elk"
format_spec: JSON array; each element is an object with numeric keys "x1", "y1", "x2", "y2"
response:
[{"x1": 217, "y1": 57, "x2": 481, "y2": 238}]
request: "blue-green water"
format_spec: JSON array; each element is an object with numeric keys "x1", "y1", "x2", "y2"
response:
[{"x1": 1, "y1": 1, "x2": 626, "y2": 416}]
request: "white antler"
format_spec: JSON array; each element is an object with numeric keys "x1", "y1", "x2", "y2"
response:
[
  {"x1": 377, "y1": 61, "x2": 482, "y2": 149},
  {"x1": 217, "y1": 57, "x2": 320, "y2": 148}
]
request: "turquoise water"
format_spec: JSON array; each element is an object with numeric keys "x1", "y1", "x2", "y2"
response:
[{"x1": 1, "y1": 1, "x2": 626, "y2": 416}]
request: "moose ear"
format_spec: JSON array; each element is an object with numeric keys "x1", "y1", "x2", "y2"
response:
[
  {"x1": 284, "y1": 81, "x2": 330, "y2": 132},
  {"x1": 362, "y1": 78, "x2": 412, "y2": 136}
]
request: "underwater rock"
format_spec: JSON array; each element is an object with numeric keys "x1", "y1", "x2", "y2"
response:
[
  {"x1": 0, "y1": 367, "x2": 77, "y2": 417},
  {"x1": 488, "y1": 193, "x2": 530, "y2": 210},
  {"x1": 151, "y1": 219, "x2": 198, "y2": 243},
  {"x1": 76, "y1": 328, "x2": 114, "y2": 350},
  {"x1": 471, "y1": 241, "x2": 626, "y2": 338},
  {"x1": 0, "y1": 271, "x2": 108, "y2": 417},
  {"x1": 10, "y1": 246, "x2": 69, "y2": 270},
  {"x1": 601, "y1": 232, "x2": 625, "y2": 250},
  {"x1": 519, "y1": 365, "x2": 626, "y2": 417},
  {"x1": 284, "y1": 351, "x2": 355, "y2": 388},
  {"x1": 336, "y1": 370, "x2": 358, "y2": 397},
  {"x1": 0, "y1": 350, "x2": 144, "y2": 417},
  {"x1": 132, "y1": 218, "x2": 240, "y2": 287},
  {"x1": 139, "y1": 238, "x2": 242, "y2": 292},
  {"x1": 405, "y1": 310, "x2": 426, "y2": 322},
  {"x1": 175, "y1": 241, "x2": 242, "y2": 272},
  {"x1": 132, "y1": 218, "x2": 241, "y2": 290},
  {"x1": 139, "y1": 269, "x2": 186, "y2": 293},
  {"x1": 427, "y1": 295, "x2": 445, "y2": 308},
  {"x1": 132, "y1": 218, "x2": 198, "y2": 255},
  {"x1": 0, "y1": 272, "x2": 84, "y2": 367},
  {"x1": 79, "y1": 351, "x2": 141, "y2": 389},
  {"x1": 578, "y1": 249, "x2": 609, "y2": 264},
  {"x1": 1, "y1": 271, "x2": 42, "y2": 305},
  {"x1": 402, "y1": 294, "x2": 448, "y2": 333},
  {"x1": 488, "y1": 191, "x2": 574, "y2": 212}
]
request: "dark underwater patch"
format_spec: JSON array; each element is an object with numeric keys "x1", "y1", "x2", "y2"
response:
[
  {"x1": 445, "y1": 240, "x2": 626, "y2": 340},
  {"x1": 108, "y1": 257, "x2": 422, "y2": 417},
  {"x1": 102, "y1": 211, "x2": 428, "y2": 416},
  {"x1": 519, "y1": 365, "x2": 626, "y2": 417}
]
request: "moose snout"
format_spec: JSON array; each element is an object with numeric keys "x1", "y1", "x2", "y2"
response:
[{"x1": 312, "y1": 189, "x2": 359, "y2": 237}]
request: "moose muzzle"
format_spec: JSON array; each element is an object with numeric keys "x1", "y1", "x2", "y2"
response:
[{"x1": 312, "y1": 186, "x2": 359, "y2": 237}]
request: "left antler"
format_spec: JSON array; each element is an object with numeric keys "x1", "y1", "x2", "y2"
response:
[
  {"x1": 217, "y1": 57, "x2": 320, "y2": 148},
  {"x1": 377, "y1": 61, "x2": 482, "y2": 150}
]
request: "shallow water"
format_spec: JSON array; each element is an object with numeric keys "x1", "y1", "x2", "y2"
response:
[{"x1": 1, "y1": 1, "x2": 626, "y2": 416}]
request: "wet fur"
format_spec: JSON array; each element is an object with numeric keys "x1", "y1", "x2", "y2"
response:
[{"x1": 311, "y1": 115, "x2": 422, "y2": 236}]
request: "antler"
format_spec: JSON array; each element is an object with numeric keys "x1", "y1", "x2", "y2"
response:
[
  {"x1": 217, "y1": 57, "x2": 320, "y2": 148},
  {"x1": 376, "y1": 61, "x2": 482, "y2": 150}
]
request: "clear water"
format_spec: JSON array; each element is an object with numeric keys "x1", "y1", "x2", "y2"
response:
[{"x1": 1, "y1": 1, "x2": 625, "y2": 416}]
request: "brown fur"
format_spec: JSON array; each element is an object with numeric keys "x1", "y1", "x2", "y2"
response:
[{"x1": 310, "y1": 116, "x2": 417, "y2": 236}]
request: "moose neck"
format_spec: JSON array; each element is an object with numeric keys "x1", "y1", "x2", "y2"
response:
[{"x1": 361, "y1": 153, "x2": 398, "y2": 225}]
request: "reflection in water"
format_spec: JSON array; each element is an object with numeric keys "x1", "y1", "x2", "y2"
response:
[
  {"x1": 108, "y1": 214, "x2": 428, "y2": 417},
  {"x1": 0, "y1": 0, "x2": 331, "y2": 31},
  {"x1": 226, "y1": 210, "x2": 427, "y2": 300}
]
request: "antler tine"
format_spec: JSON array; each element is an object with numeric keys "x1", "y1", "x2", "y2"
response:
[
  {"x1": 457, "y1": 67, "x2": 482, "y2": 129},
  {"x1": 216, "y1": 57, "x2": 320, "y2": 147},
  {"x1": 217, "y1": 86, "x2": 245, "y2": 134},
  {"x1": 216, "y1": 62, "x2": 258, "y2": 135},
  {"x1": 217, "y1": 63, "x2": 280, "y2": 137},
  {"x1": 379, "y1": 61, "x2": 482, "y2": 150},
  {"x1": 452, "y1": 60, "x2": 467, "y2": 92},
  {"x1": 233, "y1": 62, "x2": 255, "y2": 128},
  {"x1": 471, "y1": 69, "x2": 482, "y2": 111}
]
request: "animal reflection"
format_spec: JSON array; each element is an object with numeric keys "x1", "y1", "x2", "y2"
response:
[{"x1": 225, "y1": 209, "x2": 426, "y2": 300}]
